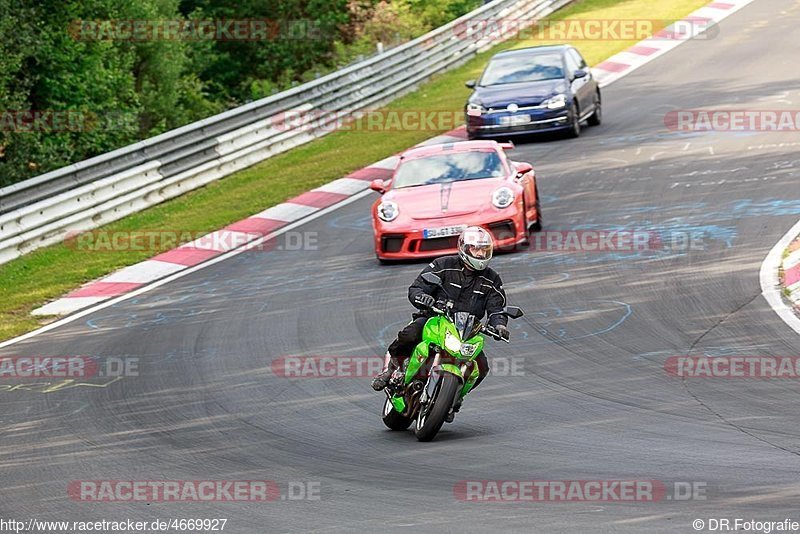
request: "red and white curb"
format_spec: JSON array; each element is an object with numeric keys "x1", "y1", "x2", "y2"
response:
[
  {"x1": 31, "y1": 127, "x2": 468, "y2": 317},
  {"x1": 761, "y1": 218, "x2": 800, "y2": 337},
  {"x1": 782, "y1": 238, "x2": 800, "y2": 310},
  {"x1": 592, "y1": 0, "x2": 758, "y2": 87},
  {"x1": 29, "y1": 0, "x2": 756, "y2": 318}
]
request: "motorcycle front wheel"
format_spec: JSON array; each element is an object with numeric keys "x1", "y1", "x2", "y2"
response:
[{"x1": 415, "y1": 373, "x2": 460, "y2": 442}]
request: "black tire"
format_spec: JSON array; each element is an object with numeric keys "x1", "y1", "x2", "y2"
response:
[
  {"x1": 528, "y1": 185, "x2": 542, "y2": 232},
  {"x1": 382, "y1": 398, "x2": 413, "y2": 430},
  {"x1": 567, "y1": 103, "x2": 581, "y2": 138},
  {"x1": 587, "y1": 91, "x2": 602, "y2": 126},
  {"x1": 415, "y1": 373, "x2": 461, "y2": 442},
  {"x1": 520, "y1": 201, "x2": 531, "y2": 242}
]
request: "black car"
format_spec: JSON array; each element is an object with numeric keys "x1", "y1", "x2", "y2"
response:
[{"x1": 465, "y1": 44, "x2": 601, "y2": 139}]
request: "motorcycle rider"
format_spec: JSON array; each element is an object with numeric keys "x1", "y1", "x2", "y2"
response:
[{"x1": 372, "y1": 226, "x2": 509, "y2": 417}]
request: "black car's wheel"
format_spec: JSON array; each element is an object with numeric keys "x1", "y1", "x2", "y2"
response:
[
  {"x1": 587, "y1": 91, "x2": 602, "y2": 126},
  {"x1": 415, "y1": 374, "x2": 460, "y2": 442},
  {"x1": 567, "y1": 103, "x2": 581, "y2": 138},
  {"x1": 382, "y1": 398, "x2": 413, "y2": 430}
]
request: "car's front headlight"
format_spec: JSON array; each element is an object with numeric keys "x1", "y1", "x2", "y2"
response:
[
  {"x1": 542, "y1": 94, "x2": 567, "y2": 110},
  {"x1": 492, "y1": 187, "x2": 515, "y2": 209},
  {"x1": 466, "y1": 103, "x2": 486, "y2": 117},
  {"x1": 444, "y1": 331, "x2": 462, "y2": 354},
  {"x1": 377, "y1": 201, "x2": 399, "y2": 222}
]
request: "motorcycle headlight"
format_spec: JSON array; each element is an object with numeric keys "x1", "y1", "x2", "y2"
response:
[
  {"x1": 377, "y1": 201, "x2": 399, "y2": 222},
  {"x1": 460, "y1": 342, "x2": 478, "y2": 358},
  {"x1": 542, "y1": 94, "x2": 567, "y2": 110},
  {"x1": 492, "y1": 187, "x2": 515, "y2": 209},
  {"x1": 466, "y1": 103, "x2": 486, "y2": 117},
  {"x1": 444, "y1": 331, "x2": 462, "y2": 354}
]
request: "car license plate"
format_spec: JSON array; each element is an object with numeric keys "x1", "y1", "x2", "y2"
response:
[
  {"x1": 499, "y1": 114, "x2": 531, "y2": 126},
  {"x1": 423, "y1": 225, "x2": 466, "y2": 239}
]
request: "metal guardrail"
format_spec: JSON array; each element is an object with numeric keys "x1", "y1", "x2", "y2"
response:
[{"x1": 0, "y1": 0, "x2": 572, "y2": 265}]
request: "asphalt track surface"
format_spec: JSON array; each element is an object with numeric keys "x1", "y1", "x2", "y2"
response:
[{"x1": 3, "y1": 1, "x2": 800, "y2": 532}]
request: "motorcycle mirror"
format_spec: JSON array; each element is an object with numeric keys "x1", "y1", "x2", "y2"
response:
[
  {"x1": 421, "y1": 272, "x2": 442, "y2": 286},
  {"x1": 504, "y1": 306, "x2": 524, "y2": 319}
]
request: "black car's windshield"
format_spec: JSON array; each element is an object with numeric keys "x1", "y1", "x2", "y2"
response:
[
  {"x1": 393, "y1": 151, "x2": 505, "y2": 188},
  {"x1": 480, "y1": 52, "x2": 564, "y2": 86}
]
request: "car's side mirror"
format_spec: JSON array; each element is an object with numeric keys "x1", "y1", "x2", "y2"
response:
[
  {"x1": 370, "y1": 179, "x2": 387, "y2": 194},
  {"x1": 514, "y1": 162, "x2": 533, "y2": 177},
  {"x1": 422, "y1": 272, "x2": 443, "y2": 286},
  {"x1": 574, "y1": 69, "x2": 588, "y2": 79},
  {"x1": 504, "y1": 306, "x2": 524, "y2": 319},
  {"x1": 465, "y1": 80, "x2": 477, "y2": 89}
]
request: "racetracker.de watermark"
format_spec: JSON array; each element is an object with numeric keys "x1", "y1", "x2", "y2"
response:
[
  {"x1": 452, "y1": 18, "x2": 718, "y2": 41},
  {"x1": 520, "y1": 230, "x2": 706, "y2": 253},
  {"x1": 270, "y1": 110, "x2": 465, "y2": 133},
  {"x1": 665, "y1": 110, "x2": 800, "y2": 132},
  {"x1": 665, "y1": 356, "x2": 800, "y2": 378},
  {"x1": 454, "y1": 480, "x2": 707, "y2": 502},
  {"x1": 68, "y1": 480, "x2": 320, "y2": 502},
  {"x1": 69, "y1": 19, "x2": 332, "y2": 41},
  {"x1": 0, "y1": 110, "x2": 135, "y2": 133},
  {"x1": 271, "y1": 356, "x2": 525, "y2": 378},
  {"x1": 64, "y1": 230, "x2": 318, "y2": 253},
  {"x1": 0, "y1": 356, "x2": 138, "y2": 379}
]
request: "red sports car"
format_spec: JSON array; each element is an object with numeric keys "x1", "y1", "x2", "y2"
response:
[{"x1": 370, "y1": 140, "x2": 541, "y2": 262}]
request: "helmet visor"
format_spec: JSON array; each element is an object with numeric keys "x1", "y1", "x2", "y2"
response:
[{"x1": 468, "y1": 243, "x2": 492, "y2": 260}]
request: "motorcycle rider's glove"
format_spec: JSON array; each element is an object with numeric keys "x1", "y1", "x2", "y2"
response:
[
  {"x1": 496, "y1": 324, "x2": 510, "y2": 340},
  {"x1": 414, "y1": 294, "x2": 435, "y2": 308}
]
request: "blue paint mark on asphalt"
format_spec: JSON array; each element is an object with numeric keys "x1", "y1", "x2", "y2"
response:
[
  {"x1": 519, "y1": 300, "x2": 632, "y2": 345},
  {"x1": 375, "y1": 300, "x2": 632, "y2": 349},
  {"x1": 328, "y1": 212, "x2": 373, "y2": 231}
]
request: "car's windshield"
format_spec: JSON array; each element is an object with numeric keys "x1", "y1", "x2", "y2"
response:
[
  {"x1": 393, "y1": 151, "x2": 506, "y2": 188},
  {"x1": 480, "y1": 52, "x2": 564, "y2": 86}
]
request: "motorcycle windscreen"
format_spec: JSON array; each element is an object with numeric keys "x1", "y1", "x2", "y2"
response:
[{"x1": 453, "y1": 312, "x2": 482, "y2": 340}]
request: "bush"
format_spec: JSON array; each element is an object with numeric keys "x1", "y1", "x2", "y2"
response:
[{"x1": 0, "y1": 0, "x2": 484, "y2": 185}]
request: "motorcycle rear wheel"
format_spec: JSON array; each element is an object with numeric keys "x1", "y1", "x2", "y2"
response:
[{"x1": 382, "y1": 397, "x2": 413, "y2": 430}]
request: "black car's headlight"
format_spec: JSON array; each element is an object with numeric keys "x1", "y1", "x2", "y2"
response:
[
  {"x1": 466, "y1": 103, "x2": 486, "y2": 116},
  {"x1": 542, "y1": 94, "x2": 567, "y2": 110}
]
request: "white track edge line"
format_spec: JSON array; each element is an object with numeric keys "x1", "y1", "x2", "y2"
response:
[
  {"x1": 0, "y1": 189, "x2": 373, "y2": 349},
  {"x1": 598, "y1": 0, "x2": 758, "y2": 88},
  {"x1": 759, "y1": 219, "x2": 800, "y2": 337},
  {"x1": 0, "y1": 0, "x2": 769, "y2": 348}
]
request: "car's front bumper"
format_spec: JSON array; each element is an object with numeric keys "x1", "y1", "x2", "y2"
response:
[
  {"x1": 374, "y1": 216, "x2": 527, "y2": 261},
  {"x1": 466, "y1": 108, "x2": 572, "y2": 137}
]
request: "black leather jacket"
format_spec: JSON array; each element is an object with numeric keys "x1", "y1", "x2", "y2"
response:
[{"x1": 408, "y1": 255, "x2": 508, "y2": 328}]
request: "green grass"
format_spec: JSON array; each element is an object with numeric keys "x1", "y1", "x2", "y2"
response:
[{"x1": 0, "y1": 0, "x2": 710, "y2": 341}]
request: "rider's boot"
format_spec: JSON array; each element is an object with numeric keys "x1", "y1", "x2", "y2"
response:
[
  {"x1": 372, "y1": 352, "x2": 400, "y2": 391},
  {"x1": 445, "y1": 395, "x2": 464, "y2": 423}
]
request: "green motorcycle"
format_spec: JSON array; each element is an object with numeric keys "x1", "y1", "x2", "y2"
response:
[{"x1": 381, "y1": 272, "x2": 524, "y2": 441}]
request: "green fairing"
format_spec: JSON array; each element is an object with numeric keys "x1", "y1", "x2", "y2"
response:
[
  {"x1": 439, "y1": 363, "x2": 462, "y2": 377},
  {"x1": 404, "y1": 340, "x2": 430, "y2": 384},
  {"x1": 391, "y1": 396, "x2": 406, "y2": 413},
  {"x1": 403, "y1": 315, "x2": 486, "y2": 387},
  {"x1": 461, "y1": 362, "x2": 481, "y2": 397}
]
